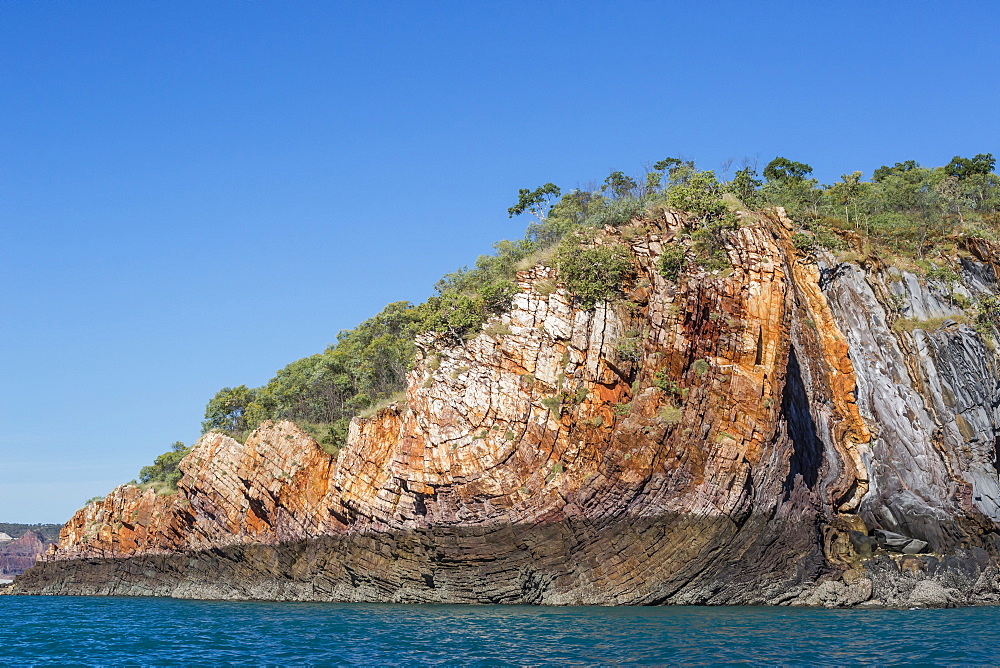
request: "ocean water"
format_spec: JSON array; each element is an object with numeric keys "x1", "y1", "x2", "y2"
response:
[{"x1": 3, "y1": 596, "x2": 1000, "y2": 665}]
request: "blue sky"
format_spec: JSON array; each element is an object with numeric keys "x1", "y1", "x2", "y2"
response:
[{"x1": 2, "y1": 1, "x2": 998, "y2": 523}]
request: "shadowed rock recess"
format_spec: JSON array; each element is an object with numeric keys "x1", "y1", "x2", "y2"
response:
[{"x1": 14, "y1": 209, "x2": 1000, "y2": 607}]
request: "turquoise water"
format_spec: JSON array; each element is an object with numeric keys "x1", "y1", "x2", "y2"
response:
[{"x1": 3, "y1": 596, "x2": 999, "y2": 665}]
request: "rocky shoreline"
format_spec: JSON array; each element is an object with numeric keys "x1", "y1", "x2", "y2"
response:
[{"x1": 10, "y1": 537, "x2": 1000, "y2": 609}]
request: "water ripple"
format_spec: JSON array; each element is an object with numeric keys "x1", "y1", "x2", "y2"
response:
[{"x1": 2, "y1": 597, "x2": 999, "y2": 665}]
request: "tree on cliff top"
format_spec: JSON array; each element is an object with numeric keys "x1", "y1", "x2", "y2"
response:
[
  {"x1": 763, "y1": 157, "x2": 813, "y2": 183},
  {"x1": 508, "y1": 183, "x2": 562, "y2": 220},
  {"x1": 945, "y1": 153, "x2": 995, "y2": 180},
  {"x1": 202, "y1": 385, "x2": 256, "y2": 437},
  {"x1": 136, "y1": 441, "x2": 190, "y2": 494}
]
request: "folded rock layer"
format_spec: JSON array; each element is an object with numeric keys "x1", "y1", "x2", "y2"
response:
[{"x1": 14, "y1": 210, "x2": 1000, "y2": 606}]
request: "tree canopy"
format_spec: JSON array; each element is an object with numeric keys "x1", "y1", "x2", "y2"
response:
[
  {"x1": 508, "y1": 183, "x2": 562, "y2": 219},
  {"x1": 764, "y1": 157, "x2": 813, "y2": 183}
]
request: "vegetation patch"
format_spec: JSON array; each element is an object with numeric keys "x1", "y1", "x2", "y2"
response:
[
  {"x1": 658, "y1": 403, "x2": 683, "y2": 424},
  {"x1": 555, "y1": 233, "x2": 634, "y2": 309},
  {"x1": 534, "y1": 278, "x2": 558, "y2": 296},
  {"x1": 133, "y1": 441, "x2": 190, "y2": 495},
  {"x1": 483, "y1": 321, "x2": 513, "y2": 338},
  {"x1": 658, "y1": 244, "x2": 687, "y2": 281},
  {"x1": 615, "y1": 329, "x2": 644, "y2": 361},
  {"x1": 792, "y1": 232, "x2": 815, "y2": 252},
  {"x1": 892, "y1": 315, "x2": 968, "y2": 333},
  {"x1": 295, "y1": 421, "x2": 346, "y2": 456},
  {"x1": 653, "y1": 370, "x2": 681, "y2": 395},
  {"x1": 975, "y1": 296, "x2": 1000, "y2": 341},
  {"x1": 358, "y1": 390, "x2": 407, "y2": 418},
  {"x1": 541, "y1": 396, "x2": 562, "y2": 418}
]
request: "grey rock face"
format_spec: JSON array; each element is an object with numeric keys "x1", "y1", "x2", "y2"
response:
[
  {"x1": 908, "y1": 580, "x2": 954, "y2": 608},
  {"x1": 820, "y1": 254, "x2": 1000, "y2": 553}
]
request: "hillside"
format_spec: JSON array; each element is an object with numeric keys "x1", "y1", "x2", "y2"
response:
[
  {"x1": 0, "y1": 524, "x2": 62, "y2": 544},
  {"x1": 12, "y1": 154, "x2": 1000, "y2": 607}
]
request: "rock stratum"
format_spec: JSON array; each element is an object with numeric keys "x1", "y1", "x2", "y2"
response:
[
  {"x1": 0, "y1": 532, "x2": 48, "y2": 579},
  {"x1": 14, "y1": 209, "x2": 1000, "y2": 607}
]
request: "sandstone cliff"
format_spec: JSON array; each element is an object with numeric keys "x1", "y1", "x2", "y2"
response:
[
  {"x1": 0, "y1": 532, "x2": 48, "y2": 579},
  {"x1": 14, "y1": 209, "x2": 1000, "y2": 607}
]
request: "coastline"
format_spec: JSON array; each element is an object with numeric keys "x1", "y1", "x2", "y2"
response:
[{"x1": 12, "y1": 532, "x2": 1000, "y2": 609}]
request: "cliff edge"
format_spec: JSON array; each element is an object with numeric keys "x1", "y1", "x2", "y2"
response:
[{"x1": 14, "y1": 209, "x2": 1000, "y2": 607}]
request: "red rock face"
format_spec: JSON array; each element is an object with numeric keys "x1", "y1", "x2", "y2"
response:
[
  {"x1": 0, "y1": 532, "x2": 47, "y2": 577},
  {"x1": 15, "y1": 210, "x2": 1000, "y2": 606}
]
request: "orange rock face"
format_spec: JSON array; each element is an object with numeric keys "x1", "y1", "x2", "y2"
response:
[{"x1": 16, "y1": 211, "x2": 1000, "y2": 605}]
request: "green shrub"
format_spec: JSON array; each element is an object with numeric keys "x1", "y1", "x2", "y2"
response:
[
  {"x1": 653, "y1": 370, "x2": 680, "y2": 395},
  {"x1": 792, "y1": 232, "x2": 814, "y2": 252},
  {"x1": 480, "y1": 280, "x2": 518, "y2": 313},
  {"x1": 804, "y1": 216, "x2": 848, "y2": 250},
  {"x1": 692, "y1": 358, "x2": 710, "y2": 377},
  {"x1": 137, "y1": 441, "x2": 191, "y2": 495},
  {"x1": 586, "y1": 196, "x2": 649, "y2": 228},
  {"x1": 950, "y1": 291, "x2": 971, "y2": 309},
  {"x1": 658, "y1": 244, "x2": 687, "y2": 280},
  {"x1": 615, "y1": 332, "x2": 643, "y2": 361},
  {"x1": 555, "y1": 235, "x2": 633, "y2": 309},
  {"x1": 664, "y1": 170, "x2": 728, "y2": 220},
  {"x1": 724, "y1": 167, "x2": 763, "y2": 209},
  {"x1": 975, "y1": 296, "x2": 1000, "y2": 340},
  {"x1": 541, "y1": 396, "x2": 562, "y2": 418},
  {"x1": 658, "y1": 404, "x2": 683, "y2": 424},
  {"x1": 926, "y1": 263, "x2": 958, "y2": 283},
  {"x1": 417, "y1": 293, "x2": 489, "y2": 339},
  {"x1": 691, "y1": 215, "x2": 737, "y2": 271},
  {"x1": 296, "y1": 420, "x2": 349, "y2": 456}
]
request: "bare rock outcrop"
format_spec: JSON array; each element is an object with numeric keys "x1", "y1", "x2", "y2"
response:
[
  {"x1": 15, "y1": 210, "x2": 1000, "y2": 606},
  {"x1": 0, "y1": 532, "x2": 47, "y2": 579}
]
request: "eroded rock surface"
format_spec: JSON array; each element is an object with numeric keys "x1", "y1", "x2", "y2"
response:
[
  {"x1": 0, "y1": 532, "x2": 47, "y2": 579},
  {"x1": 15, "y1": 210, "x2": 1000, "y2": 606}
]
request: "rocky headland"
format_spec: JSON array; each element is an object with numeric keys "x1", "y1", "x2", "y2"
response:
[{"x1": 13, "y1": 208, "x2": 1000, "y2": 607}]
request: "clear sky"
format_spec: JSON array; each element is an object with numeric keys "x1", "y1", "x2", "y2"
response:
[{"x1": 2, "y1": 1, "x2": 998, "y2": 523}]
